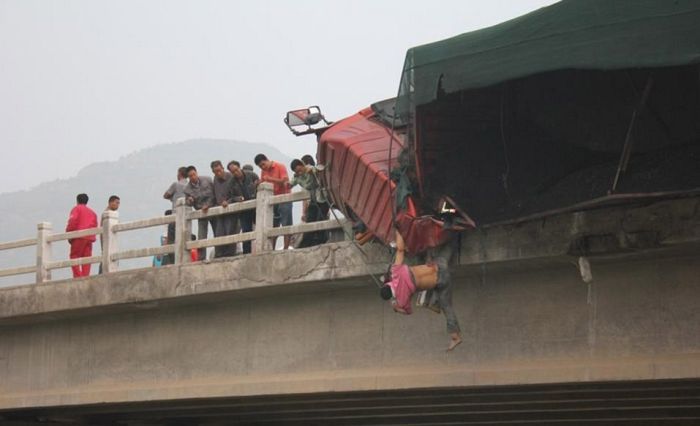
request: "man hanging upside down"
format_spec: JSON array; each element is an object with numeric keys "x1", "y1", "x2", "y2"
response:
[{"x1": 380, "y1": 229, "x2": 462, "y2": 351}]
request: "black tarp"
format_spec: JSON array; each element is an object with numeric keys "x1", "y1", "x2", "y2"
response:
[{"x1": 392, "y1": 0, "x2": 700, "y2": 224}]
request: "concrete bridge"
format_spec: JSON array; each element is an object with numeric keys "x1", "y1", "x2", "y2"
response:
[{"x1": 1, "y1": 196, "x2": 699, "y2": 424}]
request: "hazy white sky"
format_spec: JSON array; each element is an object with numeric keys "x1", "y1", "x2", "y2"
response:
[{"x1": 0, "y1": 0, "x2": 557, "y2": 193}]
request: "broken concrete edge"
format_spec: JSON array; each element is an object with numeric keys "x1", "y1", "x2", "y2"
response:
[
  {"x1": 0, "y1": 241, "x2": 391, "y2": 322},
  {"x1": 460, "y1": 196, "x2": 700, "y2": 266}
]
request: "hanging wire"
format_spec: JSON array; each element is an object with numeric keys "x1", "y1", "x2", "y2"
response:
[{"x1": 311, "y1": 167, "x2": 387, "y2": 289}]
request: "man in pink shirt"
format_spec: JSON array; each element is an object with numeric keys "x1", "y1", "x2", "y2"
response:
[
  {"x1": 66, "y1": 193, "x2": 98, "y2": 278},
  {"x1": 254, "y1": 153, "x2": 292, "y2": 250},
  {"x1": 380, "y1": 229, "x2": 462, "y2": 351}
]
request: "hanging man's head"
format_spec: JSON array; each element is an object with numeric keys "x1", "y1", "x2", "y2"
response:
[{"x1": 380, "y1": 285, "x2": 393, "y2": 301}]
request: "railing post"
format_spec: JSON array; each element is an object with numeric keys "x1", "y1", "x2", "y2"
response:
[
  {"x1": 101, "y1": 210, "x2": 119, "y2": 273},
  {"x1": 174, "y1": 197, "x2": 191, "y2": 264},
  {"x1": 36, "y1": 222, "x2": 52, "y2": 284},
  {"x1": 254, "y1": 182, "x2": 274, "y2": 253}
]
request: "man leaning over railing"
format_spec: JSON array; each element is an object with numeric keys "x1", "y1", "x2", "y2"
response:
[
  {"x1": 288, "y1": 158, "x2": 330, "y2": 248},
  {"x1": 255, "y1": 153, "x2": 292, "y2": 250},
  {"x1": 211, "y1": 160, "x2": 238, "y2": 258},
  {"x1": 163, "y1": 166, "x2": 188, "y2": 208},
  {"x1": 184, "y1": 165, "x2": 214, "y2": 261},
  {"x1": 228, "y1": 161, "x2": 259, "y2": 254}
]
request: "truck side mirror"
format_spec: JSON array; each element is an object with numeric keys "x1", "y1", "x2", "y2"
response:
[{"x1": 284, "y1": 106, "x2": 331, "y2": 136}]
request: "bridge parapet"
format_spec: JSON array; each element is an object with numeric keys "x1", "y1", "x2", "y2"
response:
[
  {"x1": 0, "y1": 183, "x2": 349, "y2": 286},
  {"x1": 0, "y1": 240, "x2": 390, "y2": 323}
]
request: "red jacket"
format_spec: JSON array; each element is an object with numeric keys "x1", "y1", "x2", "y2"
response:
[{"x1": 66, "y1": 204, "x2": 98, "y2": 242}]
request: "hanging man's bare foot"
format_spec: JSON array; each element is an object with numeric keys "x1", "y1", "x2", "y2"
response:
[{"x1": 447, "y1": 333, "x2": 462, "y2": 352}]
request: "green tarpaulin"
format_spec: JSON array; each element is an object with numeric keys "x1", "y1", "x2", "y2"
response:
[{"x1": 398, "y1": 0, "x2": 700, "y2": 110}]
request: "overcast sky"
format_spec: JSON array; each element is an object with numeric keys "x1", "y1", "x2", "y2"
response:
[{"x1": 0, "y1": 0, "x2": 557, "y2": 194}]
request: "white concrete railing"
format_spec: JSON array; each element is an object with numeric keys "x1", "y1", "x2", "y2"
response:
[{"x1": 0, "y1": 183, "x2": 346, "y2": 284}]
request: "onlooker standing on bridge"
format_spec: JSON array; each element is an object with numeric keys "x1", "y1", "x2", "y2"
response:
[
  {"x1": 98, "y1": 195, "x2": 120, "y2": 274},
  {"x1": 65, "y1": 193, "x2": 98, "y2": 278},
  {"x1": 163, "y1": 166, "x2": 188, "y2": 208},
  {"x1": 288, "y1": 159, "x2": 329, "y2": 248},
  {"x1": 228, "y1": 160, "x2": 259, "y2": 254},
  {"x1": 184, "y1": 165, "x2": 214, "y2": 261},
  {"x1": 298, "y1": 154, "x2": 317, "y2": 224},
  {"x1": 255, "y1": 153, "x2": 292, "y2": 250},
  {"x1": 105, "y1": 195, "x2": 120, "y2": 213},
  {"x1": 211, "y1": 160, "x2": 239, "y2": 258},
  {"x1": 161, "y1": 209, "x2": 176, "y2": 266}
]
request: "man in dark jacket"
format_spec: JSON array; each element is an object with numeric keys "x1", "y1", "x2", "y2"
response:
[{"x1": 228, "y1": 161, "x2": 259, "y2": 254}]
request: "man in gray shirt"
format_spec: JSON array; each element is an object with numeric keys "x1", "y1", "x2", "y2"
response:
[
  {"x1": 163, "y1": 166, "x2": 188, "y2": 208},
  {"x1": 184, "y1": 165, "x2": 215, "y2": 261},
  {"x1": 210, "y1": 160, "x2": 241, "y2": 258}
]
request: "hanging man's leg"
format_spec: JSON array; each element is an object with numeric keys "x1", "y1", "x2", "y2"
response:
[
  {"x1": 429, "y1": 235, "x2": 462, "y2": 351},
  {"x1": 434, "y1": 256, "x2": 461, "y2": 350}
]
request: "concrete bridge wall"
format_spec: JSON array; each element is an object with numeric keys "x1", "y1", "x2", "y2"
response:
[{"x1": 0, "y1": 198, "x2": 699, "y2": 412}]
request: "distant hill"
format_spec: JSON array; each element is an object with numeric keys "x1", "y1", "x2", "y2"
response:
[{"x1": 0, "y1": 139, "x2": 294, "y2": 286}]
